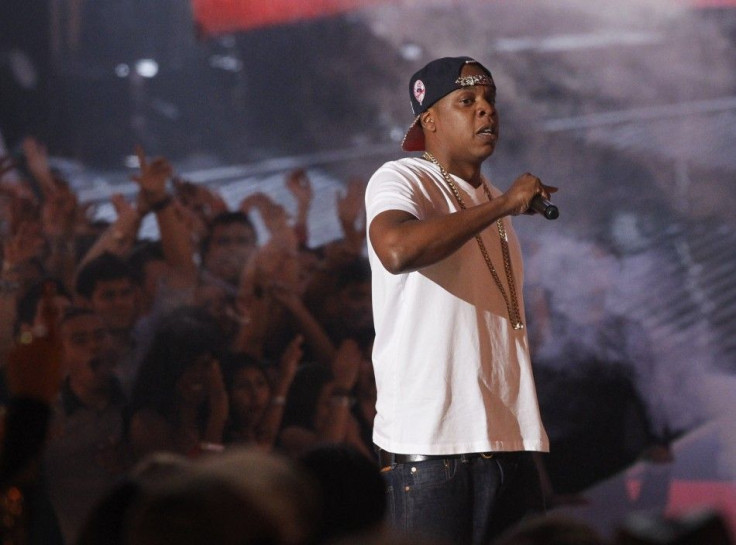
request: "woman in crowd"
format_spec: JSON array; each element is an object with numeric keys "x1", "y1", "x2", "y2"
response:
[
  {"x1": 222, "y1": 334, "x2": 302, "y2": 449},
  {"x1": 277, "y1": 339, "x2": 373, "y2": 460},
  {"x1": 127, "y1": 306, "x2": 229, "y2": 460}
]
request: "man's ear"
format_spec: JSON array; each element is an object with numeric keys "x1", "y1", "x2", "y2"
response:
[{"x1": 420, "y1": 112, "x2": 435, "y2": 132}]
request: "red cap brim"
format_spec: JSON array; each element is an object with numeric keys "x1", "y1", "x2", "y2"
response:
[{"x1": 401, "y1": 116, "x2": 425, "y2": 152}]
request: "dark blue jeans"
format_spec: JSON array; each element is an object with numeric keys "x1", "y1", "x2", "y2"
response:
[{"x1": 382, "y1": 453, "x2": 544, "y2": 545}]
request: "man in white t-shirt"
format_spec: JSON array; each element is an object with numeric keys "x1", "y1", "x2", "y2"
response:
[{"x1": 366, "y1": 56, "x2": 556, "y2": 544}]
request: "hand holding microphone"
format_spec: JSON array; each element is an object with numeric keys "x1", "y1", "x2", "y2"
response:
[
  {"x1": 508, "y1": 173, "x2": 559, "y2": 219},
  {"x1": 530, "y1": 194, "x2": 559, "y2": 220}
]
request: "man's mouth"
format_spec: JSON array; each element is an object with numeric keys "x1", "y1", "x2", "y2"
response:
[{"x1": 477, "y1": 125, "x2": 496, "y2": 136}]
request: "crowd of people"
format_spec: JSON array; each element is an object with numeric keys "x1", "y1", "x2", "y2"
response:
[
  {"x1": 0, "y1": 137, "x2": 378, "y2": 544},
  {"x1": 0, "y1": 135, "x2": 731, "y2": 545}
]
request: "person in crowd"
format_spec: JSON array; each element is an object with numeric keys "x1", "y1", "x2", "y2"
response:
[
  {"x1": 75, "y1": 146, "x2": 200, "y2": 392},
  {"x1": 365, "y1": 56, "x2": 555, "y2": 544},
  {"x1": 44, "y1": 306, "x2": 132, "y2": 544},
  {"x1": 298, "y1": 443, "x2": 387, "y2": 543},
  {"x1": 277, "y1": 339, "x2": 372, "y2": 460},
  {"x1": 125, "y1": 470, "x2": 280, "y2": 545},
  {"x1": 197, "y1": 446, "x2": 322, "y2": 545},
  {"x1": 76, "y1": 451, "x2": 194, "y2": 545},
  {"x1": 74, "y1": 252, "x2": 142, "y2": 391},
  {"x1": 232, "y1": 194, "x2": 337, "y2": 366},
  {"x1": 74, "y1": 252, "x2": 140, "y2": 350},
  {"x1": 222, "y1": 334, "x2": 302, "y2": 449},
  {"x1": 126, "y1": 306, "x2": 229, "y2": 461},
  {"x1": 305, "y1": 256, "x2": 374, "y2": 348},
  {"x1": 14, "y1": 278, "x2": 72, "y2": 341},
  {"x1": 0, "y1": 279, "x2": 65, "y2": 545},
  {"x1": 1, "y1": 277, "x2": 71, "y2": 402},
  {"x1": 200, "y1": 211, "x2": 258, "y2": 289},
  {"x1": 0, "y1": 136, "x2": 385, "y2": 544},
  {"x1": 126, "y1": 240, "x2": 168, "y2": 318}
]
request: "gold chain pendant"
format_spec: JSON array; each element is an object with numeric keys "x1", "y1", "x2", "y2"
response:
[{"x1": 422, "y1": 152, "x2": 524, "y2": 330}]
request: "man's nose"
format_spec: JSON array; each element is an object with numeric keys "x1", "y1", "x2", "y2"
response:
[{"x1": 477, "y1": 100, "x2": 495, "y2": 117}]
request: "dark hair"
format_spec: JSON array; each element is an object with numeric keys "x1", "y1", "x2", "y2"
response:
[
  {"x1": 129, "y1": 306, "x2": 225, "y2": 420},
  {"x1": 200, "y1": 211, "x2": 256, "y2": 256},
  {"x1": 127, "y1": 240, "x2": 165, "y2": 285},
  {"x1": 280, "y1": 363, "x2": 333, "y2": 432},
  {"x1": 75, "y1": 252, "x2": 138, "y2": 299},
  {"x1": 298, "y1": 444, "x2": 386, "y2": 543},
  {"x1": 333, "y1": 257, "x2": 371, "y2": 291},
  {"x1": 220, "y1": 351, "x2": 270, "y2": 393},
  {"x1": 76, "y1": 480, "x2": 142, "y2": 545},
  {"x1": 127, "y1": 473, "x2": 280, "y2": 545}
]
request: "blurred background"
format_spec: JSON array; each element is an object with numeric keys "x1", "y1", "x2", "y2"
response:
[{"x1": 2, "y1": 0, "x2": 735, "y2": 539}]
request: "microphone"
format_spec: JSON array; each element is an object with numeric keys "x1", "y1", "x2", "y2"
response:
[{"x1": 530, "y1": 195, "x2": 559, "y2": 220}]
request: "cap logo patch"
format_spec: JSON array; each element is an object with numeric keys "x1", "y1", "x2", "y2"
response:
[
  {"x1": 413, "y1": 79, "x2": 426, "y2": 105},
  {"x1": 455, "y1": 74, "x2": 493, "y2": 87}
]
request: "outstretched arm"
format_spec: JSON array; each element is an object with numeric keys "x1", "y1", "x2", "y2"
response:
[
  {"x1": 336, "y1": 176, "x2": 367, "y2": 252},
  {"x1": 369, "y1": 173, "x2": 554, "y2": 274},
  {"x1": 254, "y1": 334, "x2": 303, "y2": 449},
  {"x1": 285, "y1": 169, "x2": 313, "y2": 248},
  {"x1": 133, "y1": 146, "x2": 198, "y2": 289},
  {"x1": 76, "y1": 193, "x2": 142, "y2": 270}
]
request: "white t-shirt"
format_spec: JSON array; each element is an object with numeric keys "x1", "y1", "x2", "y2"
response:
[{"x1": 365, "y1": 157, "x2": 549, "y2": 455}]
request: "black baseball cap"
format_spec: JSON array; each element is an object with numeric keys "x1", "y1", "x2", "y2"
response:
[{"x1": 401, "y1": 56, "x2": 494, "y2": 152}]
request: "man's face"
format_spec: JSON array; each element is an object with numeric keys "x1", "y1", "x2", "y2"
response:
[
  {"x1": 428, "y1": 63, "x2": 499, "y2": 163},
  {"x1": 61, "y1": 313, "x2": 117, "y2": 391},
  {"x1": 204, "y1": 223, "x2": 257, "y2": 285},
  {"x1": 89, "y1": 278, "x2": 139, "y2": 333}
]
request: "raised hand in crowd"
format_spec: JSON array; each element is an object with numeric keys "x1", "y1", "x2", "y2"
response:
[
  {"x1": 21, "y1": 136, "x2": 56, "y2": 196},
  {"x1": 173, "y1": 177, "x2": 228, "y2": 226},
  {"x1": 336, "y1": 176, "x2": 367, "y2": 251},
  {"x1": 252, "y1": 334, "x2": 304, "y2": 449},
  {"x1": 278, "y1": 338, "x2": 371, "y2": 459},
  {"x1": 41, "y1": 177, "x2": 80, "y2": 290},
  {"x1": 76, "y1": 191, "x2": 142, "y2": 274},
  {"x1": 328, "y1": 338, "x2": 373, "y2": 458},
  {"x1": 131, "y1": 144, "x2": 173, "y2": 214},
  {"x1": 132, "y1": 145, "x2": 198, "y2": 288},
  {"x1": 240, "y1": 191, "x2": 296, "y2": 250},
  {"x1": 201, "y1": 357, "x2": 229, "y2": 449},
  {"x1": 77, "y1": 144, "x2": 175, "y2": 281},
  {"x1": 230, "y1": 240, "x2": 296, "y2": 360},
  {"x1": 330, "y1": 337, "x2": 361, "y2": 401},
  {"x1": 285, "y1": 168, "x2": 313, "y2": 248},
  {"x1": 270, "y1": 279, "x2": 337, "y2": 367},
  {"x1": 236, "y1": 238, "x2": 336, "y2": 366}
]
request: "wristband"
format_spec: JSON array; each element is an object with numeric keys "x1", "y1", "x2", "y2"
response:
[{"x1": 150, "y1": 195, "x2": 173, "y2": 212}]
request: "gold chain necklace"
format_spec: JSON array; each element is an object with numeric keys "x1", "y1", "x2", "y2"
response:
[{"x1": 422, "y1": 152, "x2": 524, "y2": 330}]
